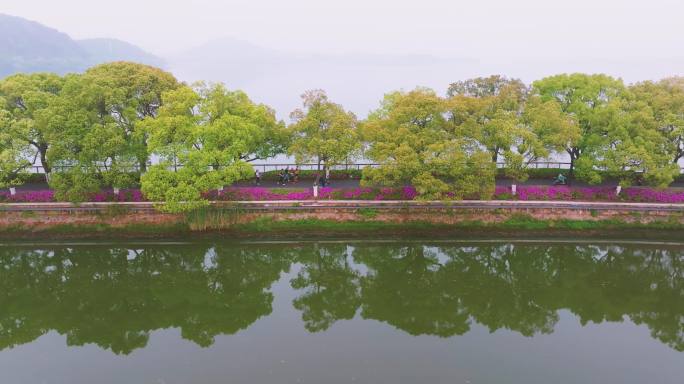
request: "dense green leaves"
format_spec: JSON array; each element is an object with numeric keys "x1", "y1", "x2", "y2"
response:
[
  {"x1": 45, "y1": 63, "x2": 181, "y2": 201},
  {"x1": 448, "y1": 75, "x2": 527, "y2": 102},
  {"x1": 631, "y1": 77, "x2": 684, "y2": 163},
  {"x1": 72, "y1": 62, "x2": 180, "y2": 171},
  {"x1": 362, "y1": 88, "x2": 496, "y2": 199},
  {"x1": 0, "y1": 106, "x2": 30, "y2": 187},
  {"x1": 140, "y1": 83, "x2": 281, "y2": 211},
  {"x1": 533, "y1": 74, "x2": 679, "y2": 186},
  {"x1": 288, "y1": 90, "x2": 359, "y2": 171},
  {"x1": 533, "y1": 74, "x2": 625, "y2": 169},
  {"x1": 0, "y1": 72, "x2": 64, "y2": 174}
]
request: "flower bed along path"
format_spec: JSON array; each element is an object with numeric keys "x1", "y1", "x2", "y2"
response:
[{"x1": 1, "y1": 185, "x2": 684, "y2": 204}]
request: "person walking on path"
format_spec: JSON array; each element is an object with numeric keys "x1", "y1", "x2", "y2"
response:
[
  {"x1": 312, "y1": 174, "x2": 320, "y2": 198},
  {"x1": 293, "y1": 167, "x2": 300, "y2": 183},
  {"x1": 283, "y1": 167, "x2": 291, "y2": 184},
  {"x1": 553, "y1": 173, "x2": 567, "y2": 185},
  {"x1": 254, "y1": 169, "x2": 262, "y2": 186}
]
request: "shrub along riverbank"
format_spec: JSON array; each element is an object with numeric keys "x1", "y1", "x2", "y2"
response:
[
  {"x1": 13, "y1": 167, "x2": 684, "y2": 185},
  {"x1": 3, "y1": 185, "x2": 684, "y2": 203},
  {"x1": 3, "y1": 217, "x2": 684, "y2": 241}
]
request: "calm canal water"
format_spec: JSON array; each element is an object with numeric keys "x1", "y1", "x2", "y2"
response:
[{"x1": 0, "y1": 240, "x2": 683, "y2": 384}]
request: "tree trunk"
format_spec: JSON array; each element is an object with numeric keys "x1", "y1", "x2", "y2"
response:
[
  {"x1": 39, "y1": 145, "x2": 50, "y2": 175},
  {"x1": 138, "y1": 157, "x2": 147, "y2": 173},
  {"x1": 569, "y1": 156, "x2": 574, "y2": 177},
  {"x1": 568, "y1": 150, "x2": 577, "y2": 186}
]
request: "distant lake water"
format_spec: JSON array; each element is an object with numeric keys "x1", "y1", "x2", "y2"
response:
[{"x1": 0, "y1": 240, "x2": 682, "y2": 384}]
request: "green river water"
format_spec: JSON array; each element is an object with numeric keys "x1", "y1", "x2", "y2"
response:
[{"x1": 0, "y1": 240, "x2": 682, "y2": 383}]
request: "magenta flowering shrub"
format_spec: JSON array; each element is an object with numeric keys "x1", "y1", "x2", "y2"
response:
[
  {"x1": 209, "y1": 186, "x2": 418, "y2": 201},
  {"x1": 621, "y1": 188, "x2": 684, "y2": 203},
  {"x1": 371, "y1": 186, "x2": 419, "y2": 200},
  {"x1": 206, "y1": 188, "x2": 319, "y2": 201},
  {"x1": 90, "y1": 189, "x2": 145, "y2": 202},
  {"x1": 494, "y1": 186, "x2": 513, "y2": 200},
  {"x1": 493, "y1": 186, "x2": 684, "y2": 203},
  {"x1": 0, "y1": 189, "x2": 146, "y2": 203},
  {"x1": 402, "y1": 186, "x2": 418, "y2": 200},
  {"x1": 572, "y1": 187, "x2": 619, "y2": 201},
  {"x1": 0, "y1": 190, "x2": 55, "y2": 202},
  {"x1": 1, "y1": 185, "x2": 683, "y2": 203},
  {"x1": 341, "y1": 187, "x2": 375, "y2": 199},
  {"x1": 497, "y1": 186, "x2": 619, "y2": 201}
]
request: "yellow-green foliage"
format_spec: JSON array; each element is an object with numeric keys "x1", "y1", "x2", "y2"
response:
[
  {"x1": 288, "y1": 89, "x2": 360, "y2": 169},
  {"x1": 0, "y1": 107, "x2": 29, "y2": 188},
  {"x1": 361, "y1": 88, "x2": 496, "y2": 199},
  {"x1": 140, "y1": 83, "x2": 280, "y2": 211}
]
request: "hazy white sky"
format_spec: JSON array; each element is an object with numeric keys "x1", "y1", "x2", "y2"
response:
[
  {"x1": 4, "y1": 0, "x2": 683, "y2": 119},
  {"x1": 3, "y1": 0, "x2": 683, "y2": 58}
]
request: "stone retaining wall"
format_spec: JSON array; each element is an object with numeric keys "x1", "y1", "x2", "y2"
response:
[{"x1": 0, "y1": 201, "x2": 683, "y2": 233}]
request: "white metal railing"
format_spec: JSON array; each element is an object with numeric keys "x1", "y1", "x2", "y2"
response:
[
  {"x1": 26, "y1": 161, "x2": 572, "y2": 173},
  {"x1": 21, "y1": 162, "x2": 684, "y2": 174}
]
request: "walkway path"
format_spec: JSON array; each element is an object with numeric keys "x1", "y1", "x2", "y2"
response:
[
  {"x1": 12, "y1": 177, "x2": 684, "y2": 192},
  {"x1": 234, "y1": 177, "x2": 684, "y2": 189}
]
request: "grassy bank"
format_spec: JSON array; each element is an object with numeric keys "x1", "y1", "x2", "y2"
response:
[
  {"x1": 2, "y1": 215, "x2": 684, "y2": 241},
  {"x1": 226, "y1": 216, "x2": 684, "y2": 240}
]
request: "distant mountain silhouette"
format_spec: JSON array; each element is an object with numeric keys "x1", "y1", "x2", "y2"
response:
[
  {"x1": 0, "y1": 14, "x2": 163, "y2": 78},
  {"x1": 76, "y1": 38, "x2": 163, "y2": 67}
]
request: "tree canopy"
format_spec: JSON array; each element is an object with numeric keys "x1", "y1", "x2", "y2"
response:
[
  {"x1": 447, "y1": 75, "x2": 527, "y2": 101},
  {"x1": 288, "y1": 90, "x2": 359, "y2": 171},
  {"x1": 0, "y1": 72, "x2": 65, "y2": 174},
  {"x1": 444, "y1": 75, "x2": 580, "y2": 181},
  {"x1": 361, "y1": 88, "x2": 496, "y2": 199},
  {"x1": 0, "y1": 105, "x2": 30, "y2": 187},
  {"x1": 140, "y1": 83, "x2": 284, "y2": 211},
  {"x1": 532, "y1": 74, "x2": 623, "y2": 179},
  {"x1": 631, "y1": 77, "x2": 684, "y2": 163},
  {"x1": 71, "y1": 61, "x2": 180, "y2": 171},
  {"x1": 533, "y1": 73, "x2": 678, "y2": 186}
]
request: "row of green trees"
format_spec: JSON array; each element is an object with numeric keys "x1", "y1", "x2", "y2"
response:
[
  {"x1": 363, "y1": 75, "x2": 684, "y2": 198},
  {"x1": 1, "y1": 62, "x2": 683, "y2": 206}
]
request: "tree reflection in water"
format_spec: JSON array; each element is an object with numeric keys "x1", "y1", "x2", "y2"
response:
[
  {"x1": 0, "y1": 244, "x2": 294, "y2": 354},
  {"x1": 0, "y1": 242, "x2": 682, "y2": 354}
]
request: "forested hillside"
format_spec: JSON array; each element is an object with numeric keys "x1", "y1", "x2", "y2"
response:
[{"x1": 0, "y1": 14, "x2": 162, "y2": 77}]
